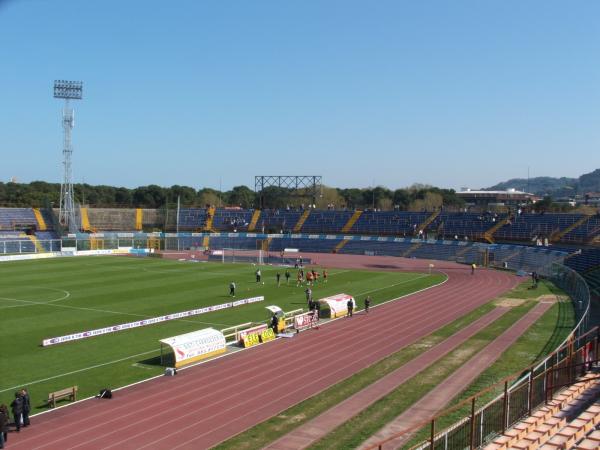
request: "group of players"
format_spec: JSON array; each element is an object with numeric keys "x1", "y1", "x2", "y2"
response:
[{"x1": 228, "y1": 266, "x2": 328, "y2": 297}]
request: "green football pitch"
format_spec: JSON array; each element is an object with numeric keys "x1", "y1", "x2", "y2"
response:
[{"x1": 0, "y1": 256, "x2": 444, "y2": 412}]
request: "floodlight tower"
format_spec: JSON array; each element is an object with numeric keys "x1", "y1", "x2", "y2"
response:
[{"x1": 53, "y1": 80, "x2": 83, "y2": 233}]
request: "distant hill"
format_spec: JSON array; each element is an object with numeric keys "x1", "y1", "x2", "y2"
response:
[{"x1": 486, "y1": 169, "x2": 600, "y2": 197}]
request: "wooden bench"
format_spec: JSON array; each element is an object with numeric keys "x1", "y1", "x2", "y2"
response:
[{"x1": 47, "y1": 386, "x2": 78, "y2": 408}]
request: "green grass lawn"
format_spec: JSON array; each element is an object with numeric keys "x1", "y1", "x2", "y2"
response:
[{"x1": 0, "y1": 255, "x2": 443, "y2": 412}]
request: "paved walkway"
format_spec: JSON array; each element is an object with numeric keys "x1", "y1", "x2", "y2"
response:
[
  {"x1": 360, "y1": 300, "x2": 554, "y2": 450},
  {"x1": 265, "y1": 307, "x2": 510, "y2": 450}
]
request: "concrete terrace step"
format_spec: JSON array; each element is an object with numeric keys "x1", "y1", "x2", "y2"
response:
[{"x1": 496, "y1": 379, "x2": 600, "y2": 450}]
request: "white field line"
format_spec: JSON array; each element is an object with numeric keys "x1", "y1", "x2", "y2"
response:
[
  {"x1": 354, "y1": 273, "x2": 431, "y2": 297},
  {"x1": 4, "y1": 272, "x2": 447, "y2": 413},
  {"x1": 0, "y1": 349, "x2": 160, "y2": 394},
  {"x1": 0, "y1": 287, "x2": 71, "y2": 309},
  {"x1": 26, "y1": 272, "x2": 449, "y2": 419},
  {"x1": 0, "y1": 296, "x2": 229, "y2": 327}
]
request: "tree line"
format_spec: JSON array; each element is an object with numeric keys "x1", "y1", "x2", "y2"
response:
[{"x1": 0, "y1": 180, "x2": 468, "y2": 211}]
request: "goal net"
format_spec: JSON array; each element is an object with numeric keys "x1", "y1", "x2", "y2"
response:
[{"x1": 213, "y1": 248, "x2": 265, "y2": 265}]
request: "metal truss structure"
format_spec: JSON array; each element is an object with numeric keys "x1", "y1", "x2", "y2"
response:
[{"x1": 255, "y1": 175, "x2": 322, "y2": 209}]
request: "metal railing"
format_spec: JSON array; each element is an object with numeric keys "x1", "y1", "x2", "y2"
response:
[{"x1": 362, "y1": 327, "x2": 598, "y2": 450}]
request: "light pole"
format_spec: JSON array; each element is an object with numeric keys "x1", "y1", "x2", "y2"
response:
[{"x1": 54, "y1": 80, "x2": 83, "y2": 233}]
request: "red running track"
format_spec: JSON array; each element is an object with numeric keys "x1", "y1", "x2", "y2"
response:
[{"x1": 9, "y1": 255, "x2": 519, "y2": 450}]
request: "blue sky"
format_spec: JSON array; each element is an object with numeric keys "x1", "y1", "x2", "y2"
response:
[{"x1": 1, "y1": 0, "x2": 599, "y2": 191}]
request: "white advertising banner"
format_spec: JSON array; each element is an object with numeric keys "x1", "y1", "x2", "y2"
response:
[
  {"x1": 42, "y1": 296, "x2": 264, "y2": 346},
  {"x1": 294, "y1": 311, "x2": 319, "y2": 330}
]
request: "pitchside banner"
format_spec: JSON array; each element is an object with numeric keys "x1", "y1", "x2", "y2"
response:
[
  {"x1": 294, "y1": 311, "x2": 319, "y2": 331},
  {"x1": 42, "y1": 296, "x2": 264, "y2": 346}
]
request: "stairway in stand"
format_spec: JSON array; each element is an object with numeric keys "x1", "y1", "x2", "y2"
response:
[{"x1": 248, "y1": 210, "x2": 261, "y2": 232}]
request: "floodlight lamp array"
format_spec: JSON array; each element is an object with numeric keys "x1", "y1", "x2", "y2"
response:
[{"x1": 53, "y1": 80, "x2": 83, "y2": 99}]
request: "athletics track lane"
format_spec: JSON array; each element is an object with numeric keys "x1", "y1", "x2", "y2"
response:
[{"x1": 9, "y1": 257, "x2": 519, "y2": 450}]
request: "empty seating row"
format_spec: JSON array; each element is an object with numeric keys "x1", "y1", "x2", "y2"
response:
[
  {"x1": 178, "y1": 208, "x2": 208, "y2": 230},
  {"x1": 349, "y1": 211, "x2": 431, "y2": 235},
  {"x1": 565, "y1": 248, "x2": 600, "y2": 273},
  {"x1": 433, "y1": 212, "x2": 507, "y2": 239},
  {"x1": 563, "y1": 216, "x2": 600, "y2": 243},
  {"x1": 257, "y1": 210, "x2": 302, "y2": 233},
  {"x1": 495, "y1": 213, "x2": 587, "y2": 241},
  {"x1": 0, "y1": 207, "x2": 38, "y2": 229},
  {"x1": 300, "y1": 211, "x2": 356, "y2": 234},
  {"x1": 486, "y1": 373, "x2": 600, "y2": 450}
]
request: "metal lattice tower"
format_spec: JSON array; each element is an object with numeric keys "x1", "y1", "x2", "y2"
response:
[
  {"x1": 255, "y1": 175, "x2": 322, "y2": 209},
  {"x1": 54, "y1": 80, "x2": 82, "y2": 233}
]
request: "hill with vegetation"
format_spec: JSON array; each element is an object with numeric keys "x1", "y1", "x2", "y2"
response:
[{"x1": 487, "y1": 168, "x2": 600, "y2": 197}]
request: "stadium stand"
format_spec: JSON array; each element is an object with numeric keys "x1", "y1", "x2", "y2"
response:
[
  {"x1": 349, "y1": 211, "x2": 431, "y2": 236},
  {"x1": 428, "y1": 212, "x2": 507, "y2": 241},
  {"x1": 495, "y1": 213, "x2": 587, "y2": 243},
  {"x1": 294, "y1": 209, "x2": 311, "y2": 232},
  {"x1": 135, "y1": 208, "x2": 143, "y2": 231},
  {"x1": 32, "y1": 207, "x2": 47, "y2": 231},
  {"x1": 204, "y1": 206, "x2": 216, "y2": 231},
  {"x1": 177, "y1": 208, "x2": 208, "y2": 231},
  {"x1": 300, "y1": 210, "x2": 355, "y2": 234},
  {"x1": 0, "y1": 207, "x2": 37, "y2": 229},
  {"x1": 0, "y1": 231, "x2": 36, "y2": 253},
  {"x1": 485, "y1": 373, "x2": 600, "y2": 450},
  {"x1": 341, "y1": 210, "x2": 363, "y2": 233},
  {"x1": 583, "y1": 269, "x2": 600, "y2": 297},
  {"x1": 247, "y1": 209, "x2": 261, "y2": 231},
  {"x1": 259, "y1": 210, "x2": 301, "y2": 234},
  {"x1": 85, "y1": 208, "x2": 135, "y2": 231},
  {"x1": 212, "y1": 209, "x2": 253, "y2": 232},
  {"x1": 565, "y1": 249, "x2": 600, "y2": 273},
  {"x1": 562, "y1": 216, "x2": 600, "y2": 243},
  {"x1": 3, "y1": 207, "x2": 599, "y2": 244}
]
